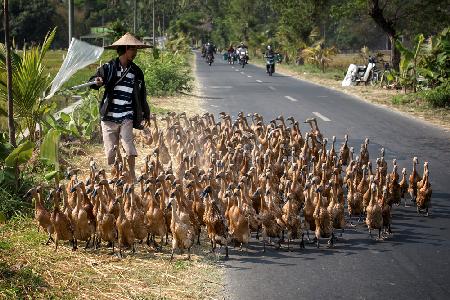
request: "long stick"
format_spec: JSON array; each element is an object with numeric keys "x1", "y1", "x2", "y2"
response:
[
  {"x1": 70, "y1": 81, "x2": 96, "y2": 90},
  {"x1": 4, "y1": 0, "x2": 16, "y2": 147}
]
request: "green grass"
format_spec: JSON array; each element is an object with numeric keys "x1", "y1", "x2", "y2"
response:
[
  {"x1": 0, "y1": 261, "x2": 49, "y2": 300},
  {"x1": 151, "y1": 105, "x2": 171, "y2": 115}
]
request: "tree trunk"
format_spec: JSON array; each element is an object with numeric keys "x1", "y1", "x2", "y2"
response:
[
  {"x1": 4, "y1": 0, "x2": 16, "y2": 147},
  {"x1": 390, "y1": 36, "x2": 401, "y2": 72},
  {"x1": 368, "y1": 0, "x2": 400, "y2": 71}
]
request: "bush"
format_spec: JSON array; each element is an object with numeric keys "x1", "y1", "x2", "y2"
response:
[
  {"x1": 423, "y1": 81, "x2": 450, "y2": 108},
  {"x1": 0, "y1": 187, "x2": 33, "y2": 220},
  {"x1": 391, "y1": 80, "x2": 450, "y2": 108},
  {"x1": 136, "y1": 51, "x2": 193, "y2": 96}
]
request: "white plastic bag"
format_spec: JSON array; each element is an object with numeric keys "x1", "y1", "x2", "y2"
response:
[
  {"x1": 342, "y1": 64, "x2": 357, "y2": 87},
  {"x1": 45, "y1": 38, "x2": 104, "y2": 99}
]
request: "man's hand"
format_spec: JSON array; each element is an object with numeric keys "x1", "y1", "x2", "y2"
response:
[{"x1": 95, "y1": 77, "x2": 104, "y2": 87}]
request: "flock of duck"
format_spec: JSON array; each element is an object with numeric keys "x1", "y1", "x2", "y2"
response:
[{"x1": 28, "y1": 112, "x2": 432, "y2": 259}]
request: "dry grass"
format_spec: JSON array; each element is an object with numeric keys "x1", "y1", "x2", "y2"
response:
[{"x1": 0, "y1": 217, "x2": 224, "y2": 300}]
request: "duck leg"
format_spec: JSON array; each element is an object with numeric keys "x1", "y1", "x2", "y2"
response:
[
  {"x1": 328, "y1": 232, "x2": 335, "y2": 248},
  {"x1": 46, "y1": 234, "x2": 55, "y2": 245},
  {"x1": 85, "y1": 237, "x2": 91, "y2": 250},
  {"x1": 299, "y1": 233, "x2": 305, "y2": 249}
]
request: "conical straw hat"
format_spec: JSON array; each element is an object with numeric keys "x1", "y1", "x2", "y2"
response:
[{"x1": 104, "y1": 32, "x2": 152, "y2": 49}]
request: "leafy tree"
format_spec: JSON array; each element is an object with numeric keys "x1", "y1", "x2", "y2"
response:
[
  {"x1": 1, "y1": 0, "x2": 56, "y2": 48},
  {"x1": 330, "y1": 0, "x2": 450, "y2": 71}
]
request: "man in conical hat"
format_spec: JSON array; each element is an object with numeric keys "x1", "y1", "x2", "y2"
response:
[{"x1": 90, "y1": 32, "x2": 151, "y2": 182}]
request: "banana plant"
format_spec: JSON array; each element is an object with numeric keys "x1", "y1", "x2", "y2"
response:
[
  {"x1": 396, "y1": 34, "x2": 430, "y2": 93},
  {"x1": 0, "y1": 140, "x2": 34, "y2": 190},
  {"x1": 420, "y1": 27, "x2": 450, "y2": 87},
  {"x1": 40, "y1": 128, "x2": 61, "y2": 186}
]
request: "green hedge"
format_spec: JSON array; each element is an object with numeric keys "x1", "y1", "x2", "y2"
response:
[{"x1": 136, "y1": 51, "x2": 193, "y2": 96}]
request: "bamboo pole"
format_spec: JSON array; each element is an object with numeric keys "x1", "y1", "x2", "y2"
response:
[{"x1": 4, "y1": 0, "x2": 16, "y2": 147}]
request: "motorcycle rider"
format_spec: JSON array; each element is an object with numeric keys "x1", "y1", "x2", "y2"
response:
[
  {"x1": 227, "y1": 44, "x2": 235, "y2": 54},
  {"x1": 265, "y1": 45, "x2": 275, "y2": 73},
  {"x1": 236, "y1": 42, "x2": 249, "y2": 63},
  {"x1": 237, "y1": 41, "x2": 247, "y2": 50},
  {"x1": 227, "y1": 44, "x2": 235, "y2": 62},
  {"x1": 205, "y1": 42, "x2": 216, "y2": 61}
]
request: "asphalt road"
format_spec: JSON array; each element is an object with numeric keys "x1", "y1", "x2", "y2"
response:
[{"x1": 194, "y1": 52, "x2": 450, "y2": 300}]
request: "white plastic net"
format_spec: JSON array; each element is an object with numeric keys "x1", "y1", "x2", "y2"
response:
[{"x1": 45, "y1": 38, "x2": 104, "y2": 99}]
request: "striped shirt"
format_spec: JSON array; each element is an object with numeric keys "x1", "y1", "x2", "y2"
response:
[{"x1": 103, "y1": 66, "x2": 135, "y2": 123}]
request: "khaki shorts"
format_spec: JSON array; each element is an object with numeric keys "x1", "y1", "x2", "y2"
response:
[{"x1": 101, "y1": 119, "x2": 138, "y2": 165}]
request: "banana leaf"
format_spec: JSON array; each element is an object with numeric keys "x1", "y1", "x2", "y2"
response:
[{"x1": 4, "y1": 141, "x2": 34, "y2": 168}]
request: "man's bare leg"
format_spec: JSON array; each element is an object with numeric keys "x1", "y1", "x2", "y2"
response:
[{"x1": 127, "y1": 155, "x2": 137, "y2": 183}]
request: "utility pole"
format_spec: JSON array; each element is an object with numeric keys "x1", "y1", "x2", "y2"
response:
[
  {"x1": 3, "y1": 0, "x2": 16, "y2": 147},
  {"x1": 133, "y1": 0, "x2": 137, "y2": 34},
  {"x1": 152, "y1": 0, "x2": 155, "y2": 46},
  {"x1": 68, "y1": 0, "x2": 74, "y2": 46}
]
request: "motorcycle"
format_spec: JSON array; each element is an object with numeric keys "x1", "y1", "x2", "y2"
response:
[
  {"x1": 228, "y1": 52, "x2": 236, "y2": 64},
  {"x1": 206, "y1": 53, "x2": 214, "y2": 66},
  {"x1": 238, "y1": 49, "x2": 248, "y2": 68},
  {"x1": 266, "y1": 56, "x2": 275, "y2": 76},
  {"x1": 342, "y1": 56, "x2": 377, "y2": 86}
]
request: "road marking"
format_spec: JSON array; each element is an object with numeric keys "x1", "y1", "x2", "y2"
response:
[
  {"x1": 240, "y1": 72, "x2": 245, "y2": 75},
  {"x1": 210, "y1": 104, "x2": 219, "y2": 108},
  {"x1": 209, "y1": 86, "x2": 233, "y2": 89},
  {"x1": 313, "y1": 112, "x2": 331, "y2": 122},
  {"x1": 285, "y1": 95, "x2": 298, "y2": 102},
  {"x1": 256, "y1": 80, "x2": 263, "y2": 83},
  {"x1": 235, "y1": 69, "x2": 240, "y2": 72},
  {"x1": 232, "y1": 66, "x2": 235, "y2": 68},
  {"x1": 247, "y1": 75, "x2": 252, "y2": 78},
  {"x1": 317, "y1": 95, "x2": 328, "y2": 98},
  {"x1": 268, "y1": 86, "x2": 276, "y2": 91}
]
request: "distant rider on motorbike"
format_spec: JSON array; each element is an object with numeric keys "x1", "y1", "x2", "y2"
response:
[
  {"x1": 227, "y1": 44, "x2": 235, "y2": 63},
  {"x1": 206, "y1": 42, "x2": 216, "y2": 60},
  {"x1": 265, "y1": 45, "x2": 275, "y2": 73},
  {"x1": 236, "y1": 42, "x2": 249, "y2": 63}
]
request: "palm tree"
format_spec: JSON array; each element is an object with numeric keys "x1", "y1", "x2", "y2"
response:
[
  {"x1": 0, "y1": 28, "x2": 56, "y2": 141},
  {"x1": 301, "y1": 40, "x2": 338, "y2": 72}
]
